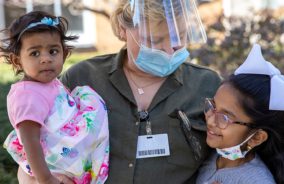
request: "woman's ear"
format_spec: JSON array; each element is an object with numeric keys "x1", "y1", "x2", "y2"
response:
[
  {"x1": 248, "y1": 129, "x2": 268, "y2": 149},
  {"x1": 119, "y1": 25, "x2": 127, "y2": 41},
  {"x1": 9, "y1": 53, "x2": 22, "y2": 70}
]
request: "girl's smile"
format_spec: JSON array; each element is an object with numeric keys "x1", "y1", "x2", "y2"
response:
[
  {"x1": 207, "y1": 129, "x2": 222, "y2": 138},
  {"x1": 205, "y1": 84, "x2": 253, "y2": 149}
]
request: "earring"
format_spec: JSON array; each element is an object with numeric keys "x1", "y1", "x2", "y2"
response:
[
  {"x1": 247, "y1": 145, "x2": 252, "y2": 151},
  {"x1": 119, "y1": 33, "x2": 125, "y2": 40}
]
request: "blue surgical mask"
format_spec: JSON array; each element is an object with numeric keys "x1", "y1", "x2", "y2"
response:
[{"x1": 130, "y1": 45, "x2": 189, "y2": 77}]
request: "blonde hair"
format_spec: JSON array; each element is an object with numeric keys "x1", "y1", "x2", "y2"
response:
[
  {"x1": 110, "y1": 0, "x2": 132, "y2": 41},
  {"x1": 110, "y1": 0, "x2": 169, "y2": 41}
]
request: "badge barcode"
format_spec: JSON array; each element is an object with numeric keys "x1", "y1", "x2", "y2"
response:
[{"x1": 138, "y1": 149, "x2": 166, "y2": 156}]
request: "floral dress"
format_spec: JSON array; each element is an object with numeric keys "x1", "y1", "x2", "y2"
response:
[{"x1": 4, "y1": 79, "x2": 109, "y2": 184}]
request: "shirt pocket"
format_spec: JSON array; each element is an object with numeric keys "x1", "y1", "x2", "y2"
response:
[{"x1": 166, "y1": 116, "x2": 210, "y2": 169}]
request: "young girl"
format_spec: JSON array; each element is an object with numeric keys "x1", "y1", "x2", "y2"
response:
[
  {"x1": 196, "y1": 44, "x2": 284, "y2": 184},
  {"x1": 1, "y1": 11, "x2": 109, "y2": 184}
]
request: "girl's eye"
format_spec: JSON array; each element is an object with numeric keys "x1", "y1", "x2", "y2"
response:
[
  {"x1": 30, "y1": 51, "x2": 40, "y2": 57},
  {"x1": 50, "y1": 49, "x2": 59, "y2": 55}
]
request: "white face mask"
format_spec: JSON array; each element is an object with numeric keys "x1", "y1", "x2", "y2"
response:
[{"x1": 216, "y1": 133, "x2": 256, "y2": 160}]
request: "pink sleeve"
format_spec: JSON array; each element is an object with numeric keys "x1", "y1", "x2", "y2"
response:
[{"x1": 8, "y1": 89, "x2": 50, "y2": 128}]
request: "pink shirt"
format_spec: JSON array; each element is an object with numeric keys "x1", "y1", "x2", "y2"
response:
[
  {"x1": 7, "y1": 79, "x2": 62, "y2": 140},
  {"x1": 7, "y1": 79, "x2": 62, "y2": 126}
]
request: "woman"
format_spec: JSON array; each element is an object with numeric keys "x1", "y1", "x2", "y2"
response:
[{"x1": 18, "y1": 0, "x2": 221, "y2": 183}]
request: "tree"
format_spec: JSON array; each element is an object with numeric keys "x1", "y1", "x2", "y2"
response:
[{"x1": 189, "y1": 11, "x2": 284, "y2": 78}]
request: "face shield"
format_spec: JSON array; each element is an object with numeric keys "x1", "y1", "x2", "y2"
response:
[{"x1": 130, "y1": 0, "x2": 207, "y2": 51}]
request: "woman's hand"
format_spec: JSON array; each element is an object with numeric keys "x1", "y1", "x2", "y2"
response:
[
  {"x1": 18, "y1": 167, "x2": 74, "y2": 184},
  {"x1": 39, "y1": 175, "x2": 61, "y2": 184},
  {"x1": 53, "y1": 173, "x2": 74, "y2": 184},
  {"x1": 40, "y1": 174, "x2": 74, "y2": 184}
]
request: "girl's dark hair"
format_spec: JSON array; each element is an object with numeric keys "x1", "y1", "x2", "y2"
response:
[
  {"x1": 0, "y1": 11, "x2": 78, "y2": 75},
  {"x1": 226, "y1": 74, "x2": 284, "y2": 184}
]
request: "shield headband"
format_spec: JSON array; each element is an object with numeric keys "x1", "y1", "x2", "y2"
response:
[{"x1": 130, "y1": 0, "x2": 207, "y2": 50}]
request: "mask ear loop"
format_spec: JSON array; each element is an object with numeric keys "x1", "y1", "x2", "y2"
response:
[
  {"x1": 241, "y1": 131, "x2": 258, "y2": 155},
  {"x1": 127, "y1": 30, "x2": 142, "y2": 65},
  {"x1": 128, "y1": 30, "x2": 140, "y2": 47}
]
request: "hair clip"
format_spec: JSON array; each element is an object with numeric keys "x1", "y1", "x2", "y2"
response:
[
  {"x1": 39, "y1": 17, "x2": 59, "y2": 26},
  {"x1": 17, "y1": 17, "x2": 59, "y2": 42},
  {"x1": 235, "y1": 44, "x2": 284, "y2": 111}
]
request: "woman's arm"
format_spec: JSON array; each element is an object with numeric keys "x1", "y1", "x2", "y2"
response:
[
  {"x1": 18, "y1": 120, "x2": 60, "y2": 184},
  {"x1": 18, "y1": 167, "x2": 74, "y2": 184}
]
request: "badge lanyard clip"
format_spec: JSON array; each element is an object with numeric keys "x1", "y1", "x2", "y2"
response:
[
  {"x1": 146, "y1": 120, "x2": 152, "y2": 135},
  {"x1": 136, "y1": 110, "x2": 170, "y2": 158},
  {"x1": 138, "y1": 110, "x2": 152, "y2": 135}
]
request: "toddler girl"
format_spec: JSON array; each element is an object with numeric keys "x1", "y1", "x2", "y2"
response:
[
  {"x1": 1, "y1": 11, "x2": 109, "y2": 184},
  {"x1": 197, "y1": 44, "x2": 284, "y2": 184}
]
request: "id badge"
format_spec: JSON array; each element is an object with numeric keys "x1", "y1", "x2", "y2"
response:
[{"x1": 136, "y1": 133, "x2": 170, "y2": 159}]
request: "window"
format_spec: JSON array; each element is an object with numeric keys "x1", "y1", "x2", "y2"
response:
[
  {"x1": 4, "y1": 4, "x2": 25, "y2": 27},
  {"x1": 1, "y1": 0, "x2": 96, "y2": 48}
]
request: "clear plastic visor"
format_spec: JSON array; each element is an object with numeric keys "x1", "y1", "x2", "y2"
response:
[{"x1": 130, "y1": 0, "x2": 207, "y2": 52}]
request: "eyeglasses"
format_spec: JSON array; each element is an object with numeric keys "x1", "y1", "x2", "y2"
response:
[
  {"x1": 204, "y1": 98, "x2": 255, "y2": 129},
  {"x1": 177, "y1": 110, "x2": 202, "y2": 161}
]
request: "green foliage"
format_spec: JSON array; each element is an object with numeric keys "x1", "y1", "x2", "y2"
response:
[
  {"x1": 65, "y1": 51, "x2": 100, "y2": 66},
  {"x1": 0, "y1": 82, "x2": 18, "y2": 184},
  {"x1": 190, "y1": 12, "x2": 284, "y2": 78},
  {"x1": 0, "y1": 65, "x2": 20, "y2": 83},
  {"x1": 0, "y1": 167, "x2": 18, "y2": 184}
]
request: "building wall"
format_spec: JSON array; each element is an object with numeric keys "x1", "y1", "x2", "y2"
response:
[
  {"x1": 223, "y1": 0, "x2": 284, "y2": 17},
  {"x1": 95, "y1": 14, "x2": 124, "y2": 54}
]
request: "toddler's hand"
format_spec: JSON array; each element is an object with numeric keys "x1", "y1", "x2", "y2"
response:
[{"x1": 53, "y1": 173, "x2": 74, "y2": 184}]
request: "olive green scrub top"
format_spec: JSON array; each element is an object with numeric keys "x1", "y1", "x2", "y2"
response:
[{"x1": 61, "y1": 48, "x2": 221, "y2": 184}]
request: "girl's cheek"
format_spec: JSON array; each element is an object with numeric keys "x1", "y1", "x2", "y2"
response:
[{"x1": 206, "y1": 115, "x2": 216, "y2": 127}]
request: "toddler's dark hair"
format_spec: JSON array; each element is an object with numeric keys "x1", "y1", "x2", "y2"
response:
[{"x1": 0, "y1": 11, "x2": 78, "y2": 75}]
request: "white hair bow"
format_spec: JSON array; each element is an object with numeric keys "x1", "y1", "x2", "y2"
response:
[{"x1": 234, "y1": 44, "x2": 284, "y2": 111}]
